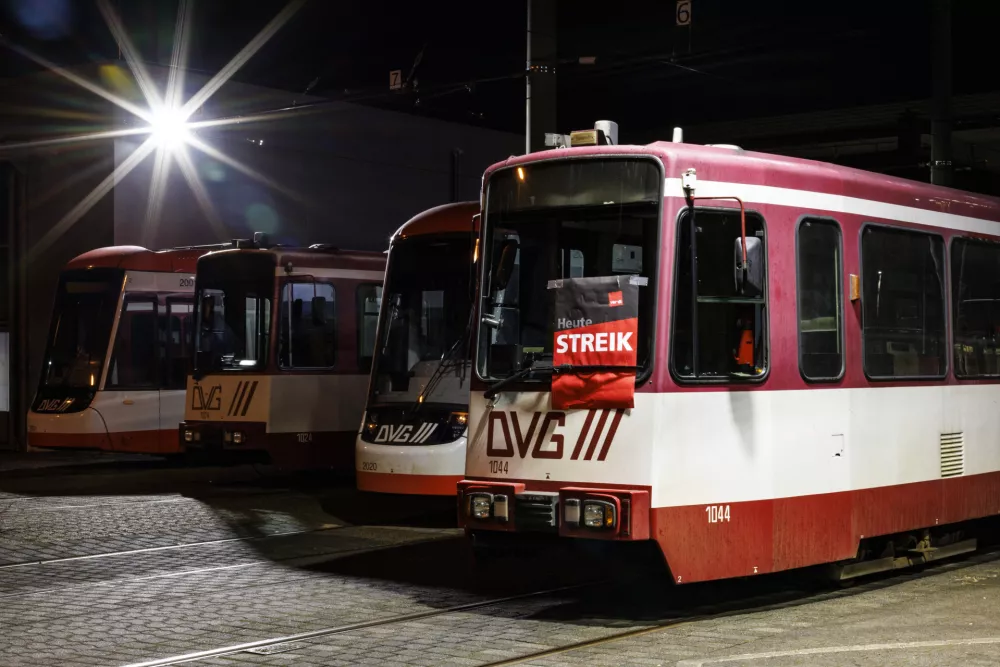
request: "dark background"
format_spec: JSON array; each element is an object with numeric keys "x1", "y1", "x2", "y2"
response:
[{"x1": 4, "y1": 1, "x2": 999, "y2": 141}]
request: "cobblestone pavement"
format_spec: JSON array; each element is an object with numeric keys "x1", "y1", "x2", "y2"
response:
[{"x1": 3, "y1": 455, "x2": 1000, "y2": 667}]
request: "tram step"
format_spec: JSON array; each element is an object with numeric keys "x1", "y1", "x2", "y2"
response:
[{"x1": 833, "y1": 538, "x2": 977, "y2": 581}]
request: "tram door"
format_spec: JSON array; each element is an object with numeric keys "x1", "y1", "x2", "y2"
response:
[
  {"x1": 104, "y1": 294, "x2": 195, "y2": 453},
  {"x1": 104, "y1": 296, "x2": 161, "y2": 450},
  {"x1": 159, "y1": 298, "x2": 195, "y2": 451}
]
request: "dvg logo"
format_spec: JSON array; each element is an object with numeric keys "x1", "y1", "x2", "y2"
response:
[
  {"x1": 486, "y1": 409, "x2": 624, "y2": 460},
  {"x1": 374, "y1": 423, "x2": 437, "y2": 444},
  {"x1": 190, "y1": 384, "x2": 222, "y2": 411},
  {"x1": 36, "y1": 398, "x2": 73, "y2": 413}
]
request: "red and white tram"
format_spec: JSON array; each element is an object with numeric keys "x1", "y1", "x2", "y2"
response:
[
  {"x1": 459, "y1": 124, "x2": 1000, "y2": 583},
  {"x1": 356, "y1": 202, "x2": 479, "y2": 495},
  {"x1": 28, "y1": 245, "x2": 212, "y2": 454},
  {"x1": 181, "y1": 237, "x2": 385, "y2": 468}
]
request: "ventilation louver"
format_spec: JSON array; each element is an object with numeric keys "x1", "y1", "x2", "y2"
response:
[{"x1": 940, "y1": 432, "x2": 965, "y2": 478}]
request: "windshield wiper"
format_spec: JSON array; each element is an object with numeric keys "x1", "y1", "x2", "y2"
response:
[
  {"x1": 483, "y1": 363, "x2": 640, "y2": 400},
  {"x1": 408, "y1": 309, "x2": 475, "y2": 415}
]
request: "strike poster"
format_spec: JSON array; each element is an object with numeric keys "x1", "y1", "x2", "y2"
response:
[{"x1": 550, "y1": 275, "x2": 639, "y2": 410}]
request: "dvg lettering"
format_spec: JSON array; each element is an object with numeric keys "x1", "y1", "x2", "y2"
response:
[
  {"x1": 374, "y1": 422, "x2": 437, "y2": 444},
  {"x1": 486, "y1": 409, "x2": 624, "y2": 461}
]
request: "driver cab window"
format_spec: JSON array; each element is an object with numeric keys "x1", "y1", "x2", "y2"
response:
[
  {"x1": 279, "y1": 282, "x2": 336, "y2": 369},
  {"x1": 671, "y1": 208, "x2": 768, "y2": 380},
  {"x1": 482, "y1": 223, "x2": 652, "y2": 377}
]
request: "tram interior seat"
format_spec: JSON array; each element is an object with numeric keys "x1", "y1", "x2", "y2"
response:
[
  {"x1": 954, "y1": 338, "x2": 1000, "y2": 376},
  {"x1": 866, "y1": 338, "x2": 940, "y2": 377}
]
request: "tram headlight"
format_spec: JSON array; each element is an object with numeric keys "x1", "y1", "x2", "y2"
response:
[
  {"x1": 468, "y1": 493, "x2": 492, "y2": 520},
  {"x1": 364, "y1": 412, "x2": 379, "y2": 438},
  {"x1": 183, "y1": 429, "x2": 194, "y2": 443},
  {"x1": 582, "y1": 500, "x2": 616, "y2": 529},
  {"x1": 232, "y1": 431, "x2": 244, "y2": 445}
]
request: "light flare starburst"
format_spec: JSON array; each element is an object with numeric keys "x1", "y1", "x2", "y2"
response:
[{"x1": 0, "y1": 0, "x2": 307, "y2": 259}]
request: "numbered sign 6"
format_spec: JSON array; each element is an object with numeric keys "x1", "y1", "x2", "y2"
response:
[{"x1": 676, "y1": 0, "x2": 691, "y2": 26}]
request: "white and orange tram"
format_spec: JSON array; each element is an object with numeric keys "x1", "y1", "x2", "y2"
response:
[
  {"x1": 356, "y1": 202, "x2": 479, "y2": 495},
  {"x1": 28, "y1": 244, "x2": 214, "y2": 454},
  {"x1": 181, "y1": 237, "x2": 385, "y2": 469},
  {"x1": 459, "y1": 124, "x2": 1000, "y2": 583}
]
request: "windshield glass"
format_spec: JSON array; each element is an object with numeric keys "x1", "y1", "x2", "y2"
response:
[
  {"x1": 370, "y1": 234, "x2": 474, "y2": 406},
  {"x1": 195, "y1": 254, "x2": 274, "y2": 371},
  {"x1": 41, "y1": 269, "x2": 123, "y2": 388},
  {"x1": 478, "y1": 158, "x2": 660, "y2": 379}
]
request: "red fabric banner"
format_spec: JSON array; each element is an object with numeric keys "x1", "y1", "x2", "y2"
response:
[{"x1": 550, "y1": 276, "x2": 639, "y2": 410}]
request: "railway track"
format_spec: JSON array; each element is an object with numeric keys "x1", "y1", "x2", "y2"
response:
[
  {"x1": 475, "y1": 546, "x2": 1000, "y2": 667},
  {"x1": 0, "y1": 529, "x2": 457, "y2": 601},
  {"x1": 0, "y1": 524, "x2": 339, "y2": 570},
  {"x1": 117, "y1": 544, "x2": 1000, "y2": 667},
  {"x1": 120, "y1": 583, "x2": 597, "y2": 667},
  {"x1": 1, "y1": 496, "x2": 189, "y2": 511}
]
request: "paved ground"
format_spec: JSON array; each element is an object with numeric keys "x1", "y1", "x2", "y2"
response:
[{"x1": 1, "y1": 451, "x2": 1000, "y2": 667}]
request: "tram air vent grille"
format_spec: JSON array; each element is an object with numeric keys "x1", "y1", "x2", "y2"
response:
[
  {"x1": 940, "y1": 432, "x2": 965, "y2": 478},
  {"x1": 514, "y1": 494, "x2": 558, "y2": 532}
]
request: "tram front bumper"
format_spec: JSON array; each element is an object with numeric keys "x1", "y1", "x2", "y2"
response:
[
  {"x1": 457, "y1": 480, "x2": 650, "y2": 540},
  {"x1": 27, "y1": 408, "x2": 112, "y2": 450},
  {"x1": 180, "y1": 421, "x2": 266, "y2": 451},
  {"x1": 355, "y1": 436, "x2": 466, "y2": 495}
]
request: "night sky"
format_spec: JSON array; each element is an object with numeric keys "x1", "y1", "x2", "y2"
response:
[{"x1": 3, "y1": 0, "x2": 1000, "y2": 141}]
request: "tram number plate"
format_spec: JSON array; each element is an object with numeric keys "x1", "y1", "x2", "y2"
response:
[
  {"x1": 705, "y1": 504, "x2": 730, "y2": 523},
  {"x1": 489, "y1": 460, "x2": 509, "y2": 475},
  {"x1": 361, "y1": 461, "x2": 377, "y2": 471}
]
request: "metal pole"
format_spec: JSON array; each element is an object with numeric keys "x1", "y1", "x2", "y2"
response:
[
  {"x1": 526, "y1": 0, "x2": 556, "y2": 153},
  {"x1": 525, "y1": 0, "x2": 531, "y2": 155},
  {"x1": 930, "y1": 0, "x2": 952, "y2": 187}
]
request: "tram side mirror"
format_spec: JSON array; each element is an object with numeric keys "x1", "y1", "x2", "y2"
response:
[
  {"x1": 493, "y1": 239, "x2": 519, "y2": 292},
  {"x1": 311, "y1": 296, "x2": 327, "y2": 325},
  {"x1": 734, "y1": 236, "x2": 763, "y2": 297}
]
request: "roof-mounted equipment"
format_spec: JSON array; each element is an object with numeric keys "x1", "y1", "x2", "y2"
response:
[{"x1": 545, "y1": 120, "x2": 619, "y2": 149}]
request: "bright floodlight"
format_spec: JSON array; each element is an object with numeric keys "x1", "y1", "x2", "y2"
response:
[{"x1": 149, "y1": 107, "x2": 191, "y2": 149}]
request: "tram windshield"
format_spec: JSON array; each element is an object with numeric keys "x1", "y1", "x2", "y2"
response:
[
  {"x1": 41, "y1": 269, "x2": 123, "y2": 388},
  {"x1": 370, "y1": 234, "x2": 474, "y2": 406},
  {"x1": 477, "y1": 159, "x2": 660, "y2": 380},
  {"x1": 194, "y1": 254, "x2": 273, "y2": 372}
]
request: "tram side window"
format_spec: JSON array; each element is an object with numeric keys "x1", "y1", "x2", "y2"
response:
[
  {"x1": 279, "y1": 282, "x2": 337, "y2": 369},
  {"x1": 951, "y1": 238, "x2": 1000, "y2": 378},
  {"x1": 164, "y1": 299, "x2": 194, "y2": 388},
  {"x1": 861, "y1": 226, "x2": 946, "y2": 379},
  {"x1": 797, "y1": 219, "x2": 844, "y2": 381},
  {"x1": 672, "y1": 208, "x2": 768, "y2": 380},
  {"x1": 107, "y1": 298, "x2": 158, "y2": 388},
  {"x1": 357, "y1": 284, "x2": 382, "y2": 373}
]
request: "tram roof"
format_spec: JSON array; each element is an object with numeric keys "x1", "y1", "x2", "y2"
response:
[
  {"x1": 197, "y1": 246, "x2": 385, "y2": 272},
  {"x1": 487, "y1": 142, "x2": 1000, "y2": 227},
  {"x1": 392, "y1": 201, "x2": 480, "y2": 241},
  {"x1": 64, "y1": 245, "x2": 212, "y2": 272}
]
